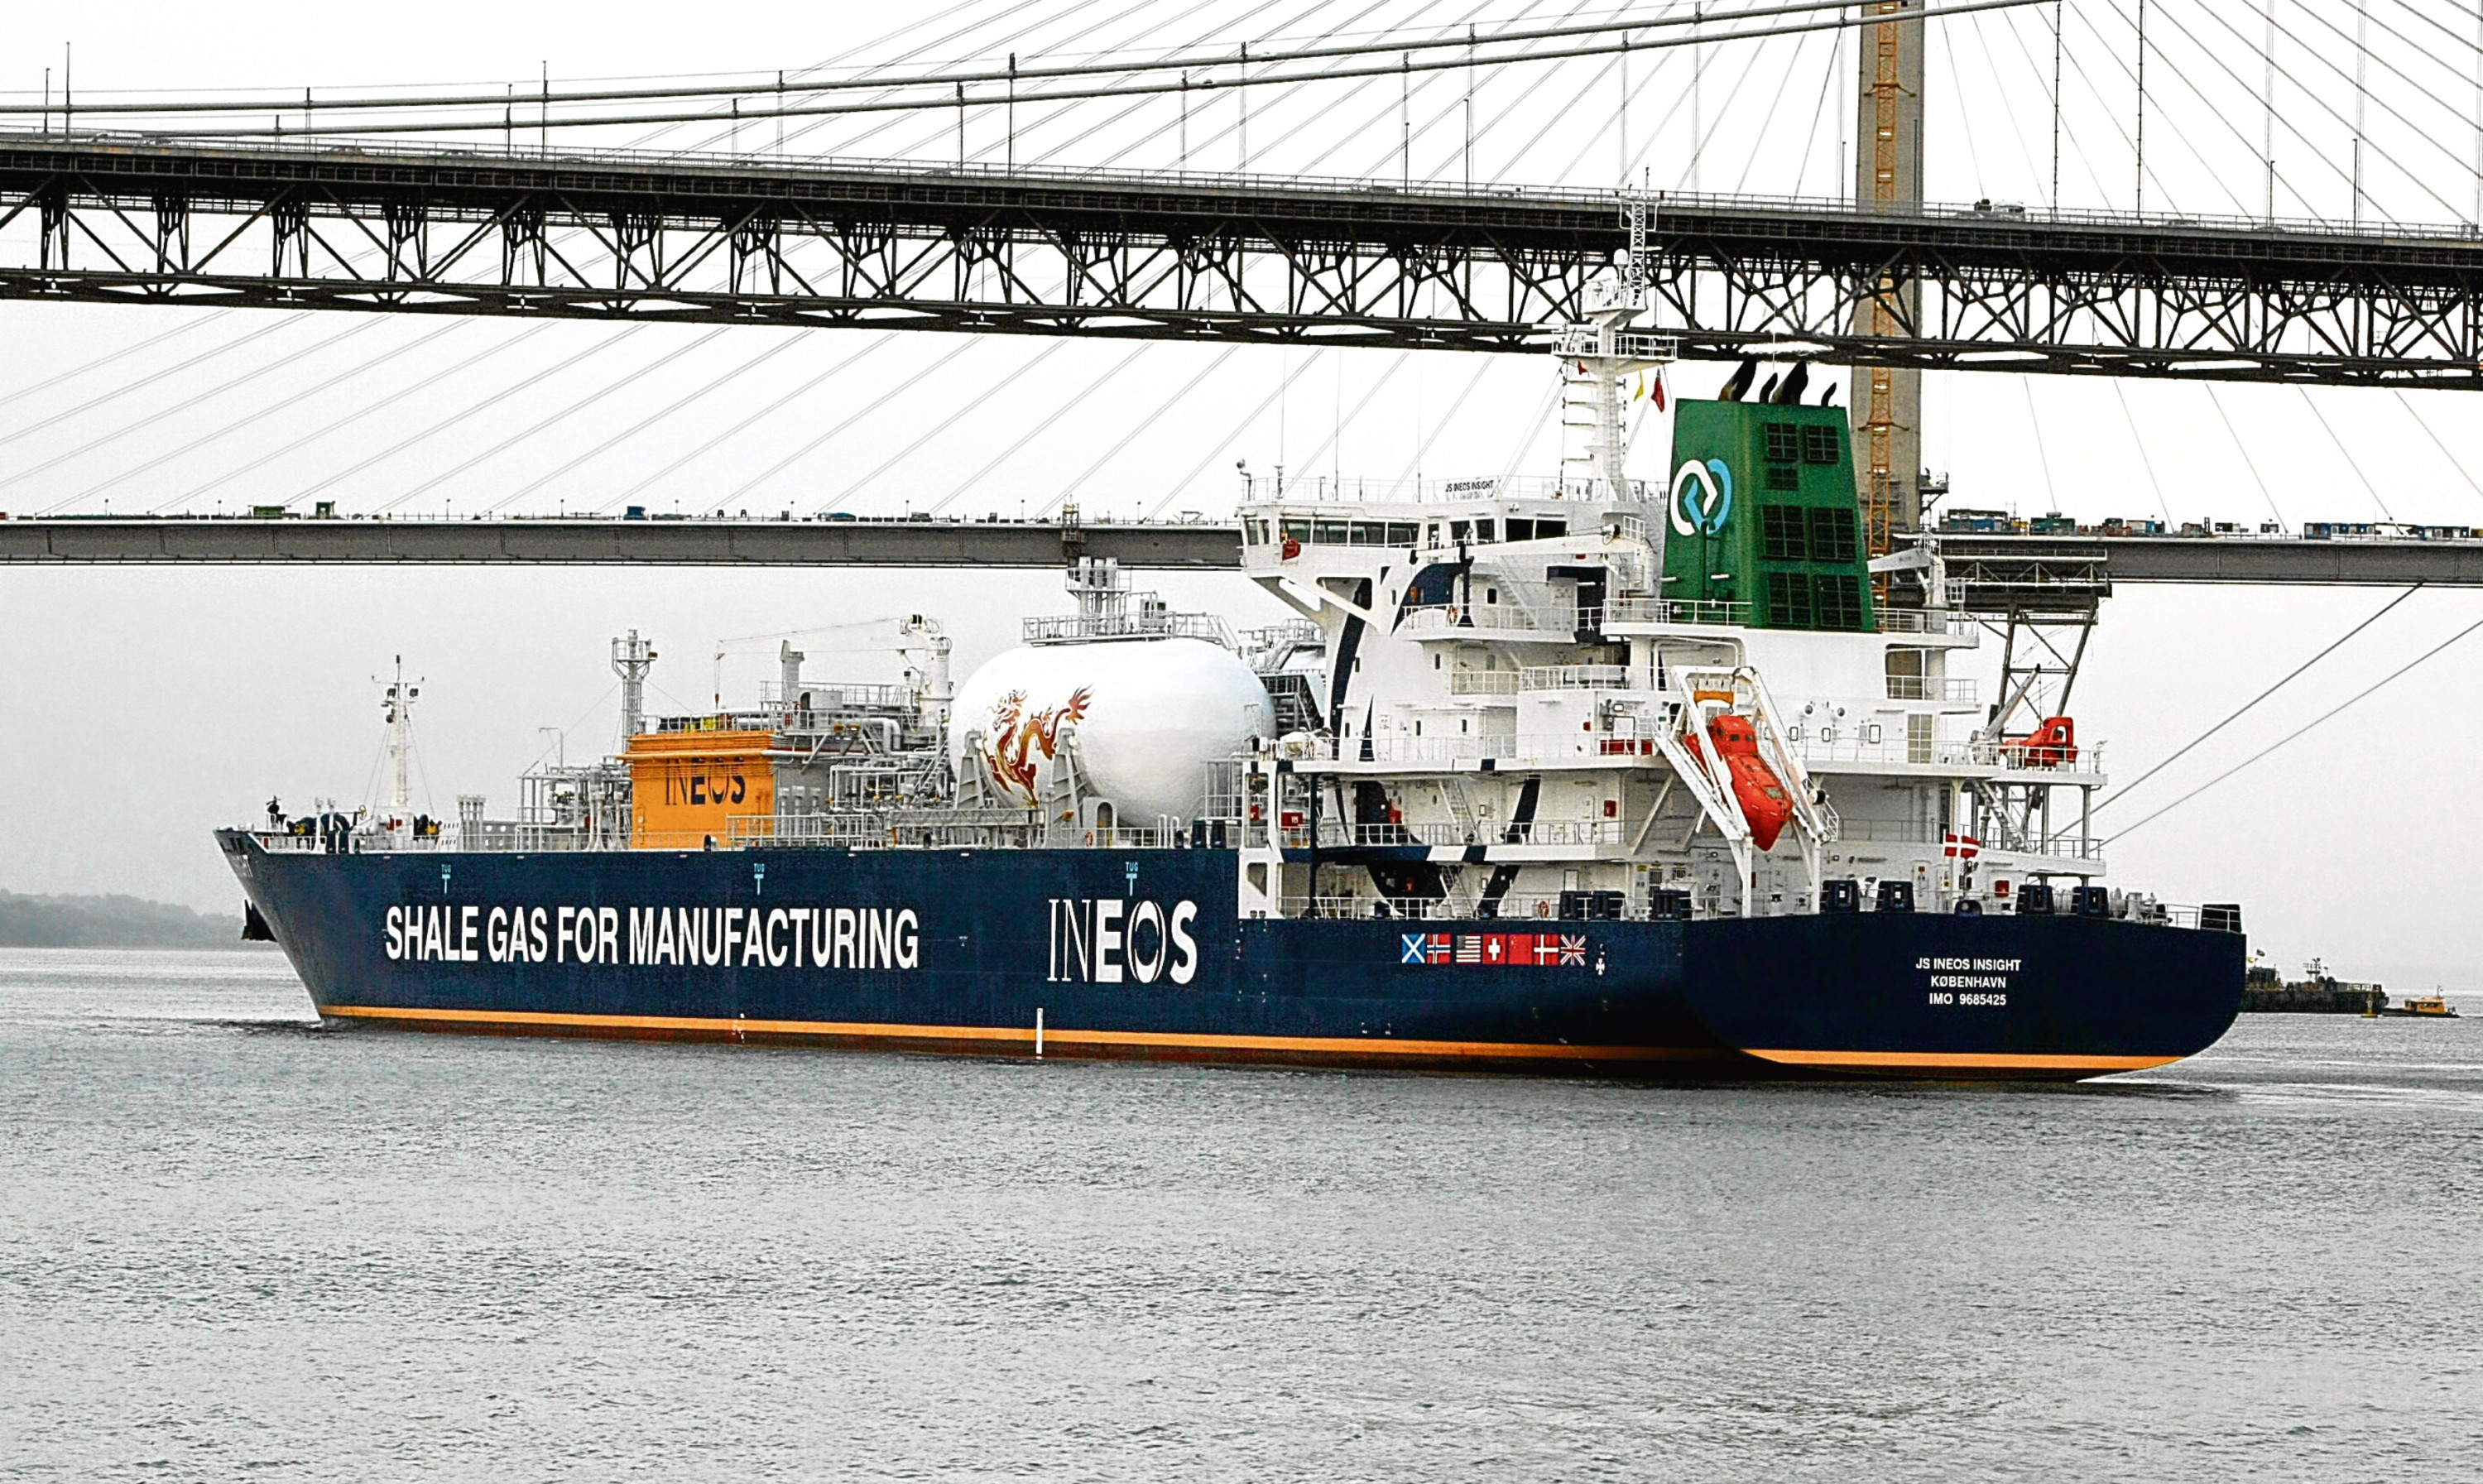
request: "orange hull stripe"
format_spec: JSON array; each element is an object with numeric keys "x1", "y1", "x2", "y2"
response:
[
  {"x1": 1742, "y1": 1048, "x2": 2181, "y2": 1072},
  {"x1": 315, "y1": 1002, "x2": 1710, "y2": 1062}
]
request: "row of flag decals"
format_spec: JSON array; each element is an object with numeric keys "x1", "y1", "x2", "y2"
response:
[{"x1": 1400, "y1": 933, "x2": 1588, "y2": 967}]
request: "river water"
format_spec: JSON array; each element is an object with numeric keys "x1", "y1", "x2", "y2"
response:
[{"x1": 1, "y1": 947, "x2": 2476, "y2": 1481}]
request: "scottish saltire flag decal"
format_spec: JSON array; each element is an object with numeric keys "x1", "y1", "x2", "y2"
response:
[{"x1": 1396, "y1": 931, "x2": 1586, "y2": 966}]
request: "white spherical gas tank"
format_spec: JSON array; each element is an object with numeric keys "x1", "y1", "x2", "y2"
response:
[{"x1": 951, "y1": 638, "x2": 1274, "y2": 826}]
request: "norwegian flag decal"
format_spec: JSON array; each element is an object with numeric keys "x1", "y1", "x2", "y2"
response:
[{"x1": 1397, "y1": 931, "x2": 1585, "y2": 966}]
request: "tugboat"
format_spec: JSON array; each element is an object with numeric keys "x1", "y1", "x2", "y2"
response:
[{"x1": 219, "y1": 218, "x2": 2245, "y2": 1079}]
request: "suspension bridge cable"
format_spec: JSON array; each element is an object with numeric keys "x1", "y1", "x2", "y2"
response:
[
  {"x1": 0, "y1": 313, "x2": 306, "y2": 454},
  {"x1": 2099, "y1": 582, "x2": 2423, "y2": 809},
  {"x1": 1960, "y1": 9, "x2": 2045, "y2": 200},
  {"x1": 1062, "y1": 0, "x2": 1395, "y2": 170},
  {"x1": 1144, "y1": 349, "x2": 1333, "y2": 517},
  {"x1": 923, "y1": 343, "x2": 1152, "y2": 516},
  {"x1": 456, "y1": 328, "x2": 734, "y2": 514},
  {"x1": 1293, "y1": 0, "x2": 1580, "y2": 180},
  {"x1": 504, "y1": 333, "x2": 805, "y2": 512},
  {"x1": 718, "y1": 0, "x2": 1046, "y2": 157},
  {"x1": 1396, "y1": 356, "x2": 1496, "y2": 485},
  {"x1": 166, "y1": 320, "x2": 521, "y2": 511},
  {"x1": 2279, "y1": 0, "x2": 2483, "y2": 180},
  {"x1": 2102, "y1": 611, "x2": 2483, "y2": 845},
  {"x1": 0, "y1": 312, "x2": 231, "y2": 417},
  {"x1": 1791, "y1": 23, "x2": 1843, "y2": 197},
  {"x1": 719, "y1": 338, "x2": 985, "y2": 509},
  {"x1": 879, "y1": 0, "x2": 1197, "y2": 166},
  {"x1": 1043, "y1": 344, "x2": 1243, "y2": 516},
  {"x1": 1293, "y1": 352, "x2": 1413, "y2": 483},
  {"x1": 1730, "y1": 31, "x2": 1824, "y2": 194},
  {"x1": 655, "y1": 0, "x2": 1024, "y2": 152},
  {"x1": 1496, "y1": 376, "x2": 1563, "y2": 487},
  {"x1": 2295, "y1": 387, "x2": 2395, "y2": 522},
  {"x1": 311, "y1": 328, "x2": 642, "y2": 511},
  {"x1": 2389, "y1": 390, "x2": 2483, "y2": 507},
  {"x1": 2102, "y1": 2, "x2": 2326, "y2": 217},
  {"x1": 2110, "y1": 381, "x2": 2174, "y2": 526},
  {"x1": 2185, "y1": 0, "x2": 2461, "y2": 221},
  {"x1": 1273, "y1": 0, "x2": 1477, "y2": 178},
  {"x1": 72, "y1": 320, "x2": 464, "y2": 512},
  {"x1": 822, "y1": 340, "x2": 1072, "y2": 511},
  {"x1": 21, "y1": 317, "x2": 381, "y2": 510},
  {"x1": 2201, "y1": 384, "x2": 2284, "y2": 526},
  {"x1": 141, "y1": 0, "x2": 2058, "y2": 139},
  {"x1": 2017, "y1": 380, "x2": 2058, "y2": 508},
  {"x1": 1991, "y1": 0, "x2": 2111, "y2": 205},
  {"x1": 43, "y1": 0, "x2": 1991, "y2": 122},
  {"x1": 606, "y1": 334, "x2": 900, "y2": 510},
  {"x1": 2072, "y1": 0, "x2": 2250, "y2": 216}
]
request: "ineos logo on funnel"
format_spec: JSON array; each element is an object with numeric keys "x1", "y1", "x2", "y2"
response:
[
  {"x1": 1670, "y1": 458, "x2": 1734, "y2": 537},
  {"x1": 1048, "y1": 897, "x2": 1199, "y2": 985}
]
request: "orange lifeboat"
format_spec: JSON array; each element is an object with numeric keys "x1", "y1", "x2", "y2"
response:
[
  {"x1": 2001, "y1": 715, "x2": 2078, "y2": 768},
  {"x1": 1704, "y1": 714, "x2": 1794, "y2": 852}
]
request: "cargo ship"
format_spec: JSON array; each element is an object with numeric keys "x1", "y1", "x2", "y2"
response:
[{"x1": 223, "y1": 252, "x2": 2245, "y2": 1078}]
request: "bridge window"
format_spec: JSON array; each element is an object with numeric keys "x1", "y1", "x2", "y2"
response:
[
  {"x1": 1283, "y1": 516, "x2": 1314, "y2": 543},
  {"x1": 1801, "y1": 425, "x2": 1840, "y2": 464},
  {"x1": 1505, "y1": 518, "x2": 1534, "y2": 541},
  {"x1": 1386, "y1": 521, "x2": 1419, "y2": 545},
  {"x1": 1535, "y1": 518, "x2": 1564, "y2": 538},
  {"x1": 1314, "y1": 519, "x2": 1352, "y2": 545}
]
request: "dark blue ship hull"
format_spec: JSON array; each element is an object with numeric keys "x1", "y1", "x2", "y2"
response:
[{"x1": 219, "y1": 833, "x2": 2243, "y2": 1079}]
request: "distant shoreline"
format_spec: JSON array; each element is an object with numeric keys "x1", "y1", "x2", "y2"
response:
[{"x1": 0, "y1": 891, "x2": 249, "y2": 950}]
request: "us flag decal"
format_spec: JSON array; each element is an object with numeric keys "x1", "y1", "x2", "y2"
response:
[{"x1": 1399, "y1": 931, "x2": 1586, "y2": 967}]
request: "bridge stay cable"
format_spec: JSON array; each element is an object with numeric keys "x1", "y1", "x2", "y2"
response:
[
  {"x1": 2102, "y1": 610, "x2": 2483, "y2": 846},
  {"x1": 603, "y1": 334, "x2": 901, "y2": 514},
  {"x1": 2099, "y1": 583, "x2": 2423, "y2": 811}
]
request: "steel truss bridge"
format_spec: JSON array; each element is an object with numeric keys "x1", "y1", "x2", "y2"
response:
[
  {"x1": 7, "y1": 516, "x2": 2482, "y2": 588},
  {"x1": 7, "y1": 134, "x2": 2483, "y2": 386}
]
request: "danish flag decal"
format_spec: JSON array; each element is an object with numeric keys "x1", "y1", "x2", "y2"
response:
[
  {"x1": 1399, "y1": 931, "x2": 1588, "y2": 967},
  {"x1": 1943, "y1": 833, "x2": 1981, "y2": 859}
]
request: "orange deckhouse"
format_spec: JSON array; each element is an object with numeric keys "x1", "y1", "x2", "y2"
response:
[{"x1": 625, "y1": 729, "x2": 776, "y2": 847}]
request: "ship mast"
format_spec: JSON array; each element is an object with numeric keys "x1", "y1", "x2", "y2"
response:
[
  {"x1": 1553, "y1": 190, "x2": 1676, "y2": 562},
  {"x1": 380, "y1": 656, "x2": 419, "y2": 840},
  {"x1": 611, "y1": 630, "x2": 656, "y2": 742}
]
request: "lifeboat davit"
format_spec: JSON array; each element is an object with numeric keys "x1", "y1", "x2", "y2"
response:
[
  {"x1": 2001, "y1": 714, "x2": 2077, "y2": 768},
  {"x1": 1704, "y1": 713, "x2": 1794, "y2": 852}
]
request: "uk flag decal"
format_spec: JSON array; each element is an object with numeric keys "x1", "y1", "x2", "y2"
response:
[{"x1": 1558, "y1": 934, "x2": 1588, "y2": 965}]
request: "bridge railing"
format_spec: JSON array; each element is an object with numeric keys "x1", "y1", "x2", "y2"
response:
[{"x1": 28, "y1": 129, "x2": 2482, "y2": 244}]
